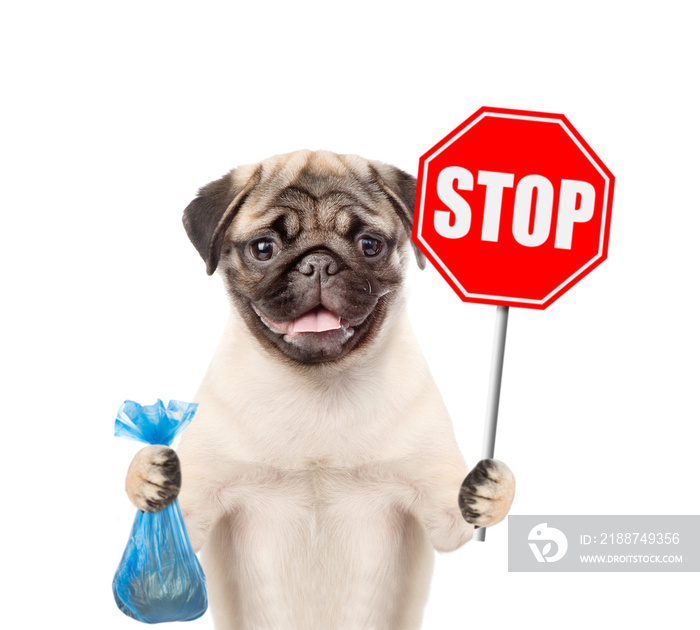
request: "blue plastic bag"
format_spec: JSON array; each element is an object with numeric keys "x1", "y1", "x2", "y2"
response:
[{"x1": 113, "y1": 399, "x2": 208, "y2": 624}]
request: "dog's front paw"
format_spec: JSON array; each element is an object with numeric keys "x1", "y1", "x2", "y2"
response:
[
  {"x1": 125, "y1": 445, "x2": 181, "y2": 512},
  {"x1": 458, "y1": 459, "x2": 515, "y2": 528}
]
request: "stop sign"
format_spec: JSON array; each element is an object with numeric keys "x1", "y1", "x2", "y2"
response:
[{"x1": 413, "y1": 107, "x2": 614, "y2": 309}]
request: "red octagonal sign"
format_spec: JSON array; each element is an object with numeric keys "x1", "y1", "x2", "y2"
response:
[{"x1": 413, "y1": 107, "x2": 614, "y2": 309}]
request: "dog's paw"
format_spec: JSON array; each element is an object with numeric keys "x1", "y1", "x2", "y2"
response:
[
  {"x1": 125, "y1": 445, "x2": 181, "y2": 512},
  {"x1": 458, "y1": 459, "x2": 515, "y2": 528}
]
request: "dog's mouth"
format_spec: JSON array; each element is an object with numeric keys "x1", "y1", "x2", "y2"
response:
[
  {"x1": 243, "y1": 266, "x2": 394, "y2": 363},
  {"x1": 252, "y1": 304, "x2": 363, "y2": 344}
]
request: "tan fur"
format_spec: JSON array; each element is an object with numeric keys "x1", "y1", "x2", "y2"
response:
[{"x1": 126, "y1": 151, "x2": 515, "y2": 630}]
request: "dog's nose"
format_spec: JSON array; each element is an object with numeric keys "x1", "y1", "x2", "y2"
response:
[{"x1": 297, "y1": 252, "x2": 339, "y2": 279}]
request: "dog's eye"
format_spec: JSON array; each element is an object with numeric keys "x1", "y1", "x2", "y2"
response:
[
  {"x1": 358, "y1": 236, "x2": 382, "y2": 257},
  {"x1": 250, "y1": 239, "x2": 278, "y2": 261}
]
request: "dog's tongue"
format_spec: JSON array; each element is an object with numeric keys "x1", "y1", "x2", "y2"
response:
[{"x1": 291, "y1": 307, "x2": 342, "y2": 333}]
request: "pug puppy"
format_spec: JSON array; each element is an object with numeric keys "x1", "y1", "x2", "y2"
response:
[{"x1": 125, "y1": 150, "x2": 515, "y2": 630}]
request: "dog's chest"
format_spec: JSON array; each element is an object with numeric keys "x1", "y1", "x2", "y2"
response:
[
  {"x1": 216, "y1": 462, "x2": 417, "y2": 567},
  {"x1": 223, "y1": 462, "x2": 411, "y2": 536},
  {"x1": 205, "y1": 463, "x2": 424, "y2": 625}
]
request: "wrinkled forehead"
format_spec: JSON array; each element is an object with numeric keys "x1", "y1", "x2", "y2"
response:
[{"x1": 231, "y1": 151, "x2": 401, "y2": 241}]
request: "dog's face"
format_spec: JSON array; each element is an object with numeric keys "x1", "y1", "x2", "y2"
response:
[{"x1": 183, "y1": 150, "x2": 425, "y2": 364}]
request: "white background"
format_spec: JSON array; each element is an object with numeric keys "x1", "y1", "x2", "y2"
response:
[{"x1": 2, "y1": 1, "x2": 698, "y2": 628}]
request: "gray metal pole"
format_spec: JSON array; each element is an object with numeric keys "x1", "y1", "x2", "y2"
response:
[{"x1": 474, "y1": 305, "x2": 509, "y2": 542}]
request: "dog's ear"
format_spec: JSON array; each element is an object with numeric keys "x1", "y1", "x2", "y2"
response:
[
  {"x1": 183, "y1": 166, "x2": 262, "y2": 275},
  {"x1": 369, "y1": 163, "x2": 427, "y2": 270}
]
